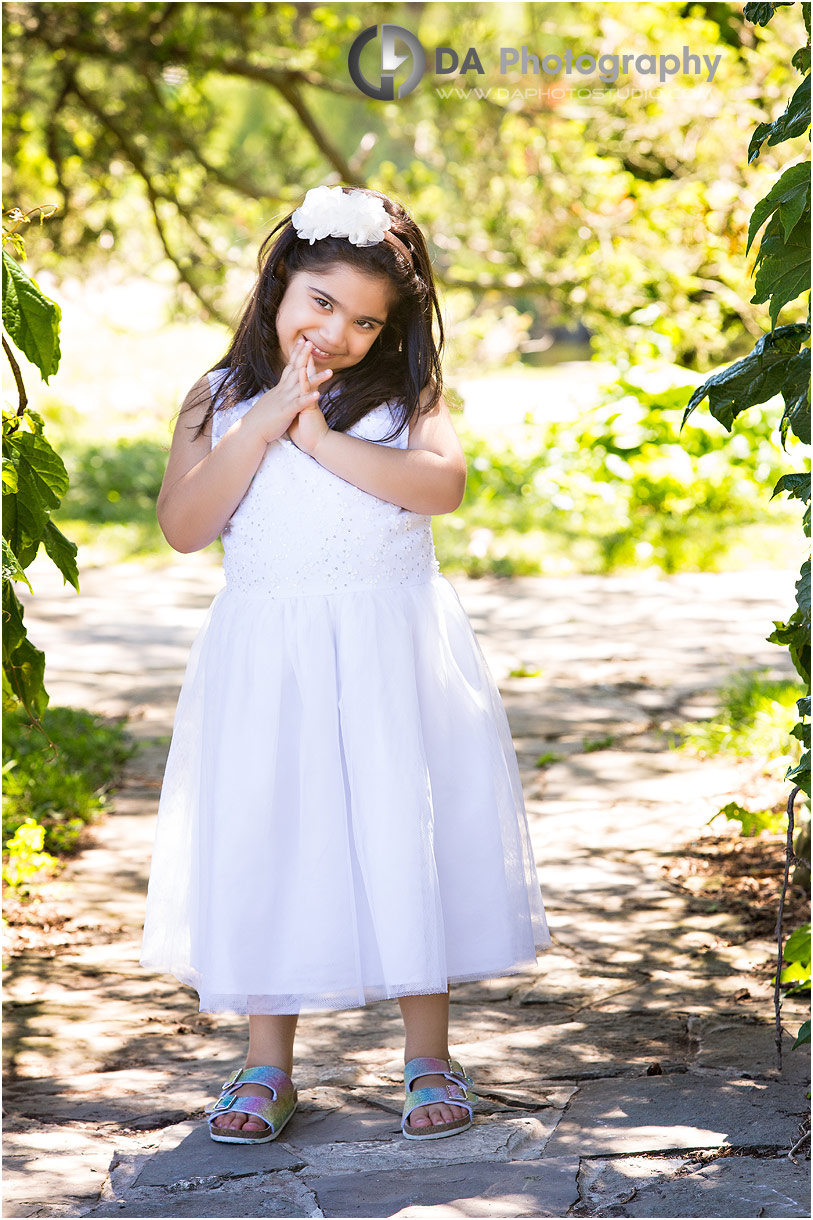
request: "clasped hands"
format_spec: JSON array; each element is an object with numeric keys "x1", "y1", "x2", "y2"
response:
[{"x1": 285, "y1": 338, "x2": 332, "y2": 457}]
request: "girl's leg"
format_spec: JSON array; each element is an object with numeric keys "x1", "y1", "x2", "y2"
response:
[
  {"x1": 212, "y1": 1014, "x2": 299, "y2": 1132},
  {"x1": 398, "y1": 992, "x2": 469, "y2": 1131}
]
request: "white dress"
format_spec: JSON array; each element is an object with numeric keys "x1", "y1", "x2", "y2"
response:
[{"x1": 140, "y1": 369, "x2": 551, "y2": 1014}]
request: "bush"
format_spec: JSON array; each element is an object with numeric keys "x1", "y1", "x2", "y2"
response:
[
  {"x1": 2, "y1": 705, "x2": 136, "y2": 860},
  {"x1": 433, "y1": 371, "x2": 799, "y2": 577}
]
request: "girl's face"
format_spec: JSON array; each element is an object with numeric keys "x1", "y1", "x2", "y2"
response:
[{"x1": 275, "y1": 265, "x2": 394, "y2": 374}]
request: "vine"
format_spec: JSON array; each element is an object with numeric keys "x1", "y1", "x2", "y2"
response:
[
  {"x1": 2, "y1": 205, "x2": 79, "y2": 726},
  {"x1": 681, "y1": 1, "x2": 811, "y2": 1063}
]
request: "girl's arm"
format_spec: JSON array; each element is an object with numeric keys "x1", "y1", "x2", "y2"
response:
[
  {"x1": 158, "y1": 344, "x2": 332, "y2": 552},
  {"x1": 156, "y1": 376, "x2": 269, "y2": 553},
  {"x1": 306, "y1": 389, "x2": 467, "y2": 515}
]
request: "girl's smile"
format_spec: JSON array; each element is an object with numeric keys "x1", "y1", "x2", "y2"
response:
[{"x1": 276, "y1": 266, "x2": 394, "y2": 373}]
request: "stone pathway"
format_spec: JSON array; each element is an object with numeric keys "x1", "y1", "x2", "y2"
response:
[{"x1": 3, "y1": 557, "x2": 810, "y2": 1218}]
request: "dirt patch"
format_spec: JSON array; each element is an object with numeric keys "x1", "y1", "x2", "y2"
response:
[
  {"x1": 2, "y1": 887, "x2": 124, "y2": 959},
  {"x1": 662, "y1": 829, "x2": 809, "y2": 939}
]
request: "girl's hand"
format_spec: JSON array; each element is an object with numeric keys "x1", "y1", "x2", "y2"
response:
[
  {"x1": 285, "y1": 345, "x2": 332, "y2": 456},
  {"x1": 247, "y1": 338, "x2": 332, "y2": 444}
]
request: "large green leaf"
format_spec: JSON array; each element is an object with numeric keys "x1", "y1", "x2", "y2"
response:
[
  {"x1": 1, "y1": 252, "x2": 61, "y2": 383},
  {"x1": 771, "y1": 472, "x2": 812, "y2": 503},
  {"x1": 749, "y1": 74, "x2": 812, "y2": 161},
  {"x1": 41, "y1": 520, "x2": 79, "y2": 591},
  {"x1": 751, "y1": 214, "x2": 811, "y2": 327},
  {"x1": 3, "y1": 427, "x2": 70, "y2": 567},
  {"x1": 1, "y1": 583, "x2": 48, "y2": 719},
  {"x1": 682, "y1": 324, "x2": 810, "y2": 430},
  {"x1": 747, "y1": 163, "x2": 810, "y2": 253}
]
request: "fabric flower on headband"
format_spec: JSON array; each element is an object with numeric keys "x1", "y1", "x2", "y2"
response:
[{"x1": 291, "y1": 186, "x2": 393, "y2": 248}]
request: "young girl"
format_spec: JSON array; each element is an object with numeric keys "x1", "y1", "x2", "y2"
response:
[{"x1": 140, "y1": 185, "x2": 552, "y2": 1145}]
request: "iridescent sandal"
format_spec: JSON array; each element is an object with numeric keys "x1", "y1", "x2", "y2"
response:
[
  {"x1": 401, "y1": 1056, "x2": 476, "y2": 1140},
  {"x1": 206, "y1": 1065, "x2": 297, "y2": 1144}
]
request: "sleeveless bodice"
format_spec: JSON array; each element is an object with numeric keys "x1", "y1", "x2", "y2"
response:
[{"x1": 208, "y1": 370, "x2": 440, "y2": 597}]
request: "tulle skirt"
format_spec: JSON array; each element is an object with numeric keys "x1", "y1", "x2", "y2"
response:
[{"x1": 140, "y1": 575, "x2": 551, "y2": 1014}]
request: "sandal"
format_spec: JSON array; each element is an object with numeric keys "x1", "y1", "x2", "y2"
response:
[
  {"x1": 205, "y1": 1065, "x2": 297, "y2": 1144},
  {"x1": 401, "y1": 1056, "x2": 476, "y2": 1141}
]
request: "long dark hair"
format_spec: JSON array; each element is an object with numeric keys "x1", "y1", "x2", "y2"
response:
[{"x1": 188, "y1": 187, "x2": 444, "y2": 444}]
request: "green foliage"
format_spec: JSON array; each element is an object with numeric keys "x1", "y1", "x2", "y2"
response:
[
  {"x1": 535, "y1": 752, "x2": 562, "y2": 768},
  {"x1": 793, "y1": 1018, "x2": 811, "y2": 1048},
  {"x1": 680, "y1": 670, "x2": 805, "y2": 760},
  {"x1": 433, "y1": 371, "x2": 799, "y2": 577},
  {"x1": 582, "y1": 736, "x2": 616, "y2": 753},
  {"x1": 681, "y1": 1, "x2": 811, "y2": 800},
  {"x1": 57, "y1": 437, "x2": 168, "y2": 526},
  {"x1": 2, "y1": 216, "x2": 78, "y2": 723},
  {"x1": 2, "y1": 249, "x2": 61, "y2": 380},
  {"x1": 2, "y1": 816, "x2": 57, "y2": 892},
  {"x1": 778, "y1": 921, "x2": 811, "y2": 994},
  {"x1": 710, "y1": 800, "x2": 787, "y2": 837},
  {"x1": 2, "y1": 705, "x2": 136, "y2": 858},
  {"x1": 3, "y1": 2, "x2": 807, "y2": 369}
]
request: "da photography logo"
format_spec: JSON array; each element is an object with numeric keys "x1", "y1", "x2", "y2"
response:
[
  {"x1": 348, "y1": 24, "x2": 426, "y2": 100},
  {"x1": 347, "y1": 27, "x2": 723, "y2": 99}
]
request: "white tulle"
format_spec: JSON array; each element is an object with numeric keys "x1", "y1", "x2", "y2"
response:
[{"x1": 140, "y1": 371, "x2": 551, "y2": 1014}]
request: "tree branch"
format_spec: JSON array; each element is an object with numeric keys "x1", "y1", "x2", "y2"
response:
[
  {"x1": 66, "y1": 77, "x2": 229, "y2": 323},
  {"x1": 3, "y1": 334, "x2": 28, "y2": 419}
]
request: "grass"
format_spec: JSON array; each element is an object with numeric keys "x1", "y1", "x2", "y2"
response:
[
  {"x1": 2, "y1": 706, "x2": 137, "y2": 860},
  {"x1": 679, "y1": 669, "x2": 806, "y2": 761}
]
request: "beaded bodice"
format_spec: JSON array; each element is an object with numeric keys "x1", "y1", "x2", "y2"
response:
[{"x1": 208, "y1": 370, "x2": 440, "y2": 597}]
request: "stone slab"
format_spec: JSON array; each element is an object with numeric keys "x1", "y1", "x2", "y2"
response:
[
  {"x1": 2, "y1": 1128, "x2": 126, "y2": 1210},
  {"x1": 306, "y1": 1155, "x2": 581, "y2": 1217},
  {"x1": 133, "y1": 1120, "x2": 302, "y2": 1186},
  {"x1": 86, "y1": 1168, "x2": 321, "y2": 1218},
  {"x1": 544, "y1": 1074, "x2": 808, "y2": 1156},
  {"x1": 287, "y1": 1113, "x2": 560, "y2": 1175},
  {"x1": 578, "y1": 1155, "x2": 686, "y2": 1212},
  {"x1": 695, "y1": 1021, "x2": 811, "y2": 1086},
  {"x1": 618, "y1": 1154, "x2": 811, "y2": 1217}
]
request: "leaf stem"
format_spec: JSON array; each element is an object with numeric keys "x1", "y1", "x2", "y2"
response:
[{"x1": 774, "y1": 784, "x2": 802, "y2": 1072}]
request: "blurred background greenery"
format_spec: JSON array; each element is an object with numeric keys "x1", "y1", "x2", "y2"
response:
[{"x1": 3, "y1": 0, "x2": 808, "y2": 576}]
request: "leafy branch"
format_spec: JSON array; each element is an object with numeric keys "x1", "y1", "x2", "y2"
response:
[
  {"x1": 2, "y1": 208, "x2": 79, "y2": 725},
  {"x1": 681, "y1": 0, "x2": 811, "y2": 1064}
]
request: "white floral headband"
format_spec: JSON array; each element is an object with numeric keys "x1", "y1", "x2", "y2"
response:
[{"x1": 290, "y1": 186, "x2": 415, "y2": 268}]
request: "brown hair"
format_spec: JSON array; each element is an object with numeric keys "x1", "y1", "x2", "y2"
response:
[{"x1": 188, "y1": 187, "x2": 444, "y2": 444}]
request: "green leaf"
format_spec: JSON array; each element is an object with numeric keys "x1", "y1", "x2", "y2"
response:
[
  {"x1": 710, "y1": 800, "x2": 786, "y2": 836},
  {"x1": 1, "y1": 537, "x2": 32, "y2": 592},
  {"x1": 749, "y1": 74, "x2": 812, "y2": 161},
  {"x1": 1, "y1": 252, "x2": 61, "y2": 383},
  {"x1": 3, "y1": 427, "x2": 70, "y2": 567},
  {"x1": 785, "y1": 749, "x2": 811, "y2": 795},
  {"x1": 682, "y1": 324, "x2": 810, "y2": 430},
  {"x1": 747, "y1": 163, "x2": 810, "y2": 254},
  {"x1": 41, "y1": 520, "x2": 79, "y2": 591},
  {"x1": 778, "y1": 348, "x2": 811, "y2": 445},
  {"x1": 793, "y1": 47, "x2": 811, "y2": 75},
  {"x1": 1, "y1": 583, "x2": 48, "y2": 719},
  {"x1": 793, "y1": 1019, "x2": 811, "y2": 1050},
  {"x1": 743, "y1": 2, "x2": 794, "y2": 27},
  {"x1": 771, "y1": 472, "x2": 811, "y2": 503},
  {"x1": 797, "y1": 695, "x2": 811, "y2": 718},
  {"x1": 784, "y1": 924, "x2": 811, "y2": 966},
  {"x1": 750, "y1": 215, "x2": 811, "y2": 328},
  {"x1": 796, "y1": 559, "x2": 811, "y2": 616}
]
